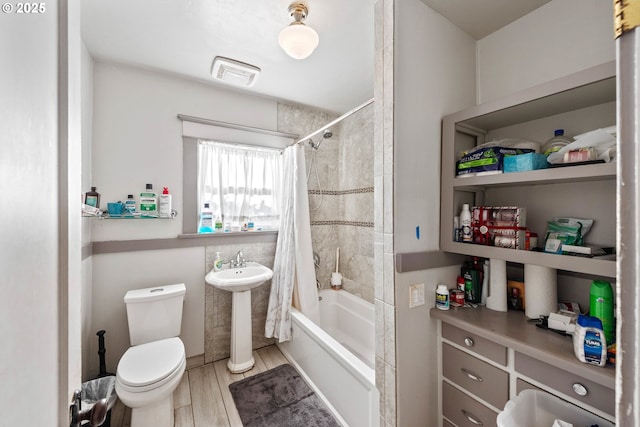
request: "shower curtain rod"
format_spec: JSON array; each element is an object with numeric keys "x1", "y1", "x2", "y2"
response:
[{"x1": 291, "y1": 97, "x2": 374, "y2": 146}]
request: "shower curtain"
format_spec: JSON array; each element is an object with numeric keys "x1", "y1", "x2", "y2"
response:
[{"x1": 265, "y1": 143, "x2": 320, "y2": 342}]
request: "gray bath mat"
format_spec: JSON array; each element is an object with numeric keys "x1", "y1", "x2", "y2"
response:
[{"x1": 229, "y1": 363, "x2": 340, "y2": 427}]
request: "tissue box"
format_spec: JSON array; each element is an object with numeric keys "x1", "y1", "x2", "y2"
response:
[
  {"x1": 503, "y1": 152, "x2": 548, "y2": 173},
  {"x1": 456, "y1": 147, "x2": 535, "y2": 177},
  {"x1": 472, "y1": 206, "x2": 527, "y2": 249}
]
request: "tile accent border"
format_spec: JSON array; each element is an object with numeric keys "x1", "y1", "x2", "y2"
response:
[{"x1": 308, "y1": 186, "x2": 375, "y2": 195}]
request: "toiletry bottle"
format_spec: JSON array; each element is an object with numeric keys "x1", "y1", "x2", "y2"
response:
[
  {"x1": 453, "y1": 216, "x2": 460, "y2": 242},
  {"x1": 542, "y1": 129, "x2": 573, "y2": 156},
  {"x1": 199, "y1": 203, "x2": 213, "y2": 233},
  {"x1": 159, "y1": 187, "x2": 172, "y2": 218},
  {"x1": 214, "y1": 216, "x2": 223, "y2": 233},
  {"x1": 460, "y1": 204, "x2": 472, "y2": 242},
  {"x1": 84, "y1": 186, "x2": 100, "y2": 208},
  {"x1": 224, "y1": 222, "x2": 231, "y2": 233},
  {"x1": 590, "y1": 280, "x2": 615, "y2": 345},
  {"x1": 124, "y1": 194, "x2": 136, "y2": 215},
  {"x1": 572, "y1": 314, "x2": 607, "y2": 367},
  {"x1": 435, "y1": 284, "x2": 450, "y2": 310},
  {"x1": 248, "y1": 217, "x2": 255, "y2": 231},
  {"x1": 139, "y1": 183, "x2": 158, "y2": 216},
  {"x1": 214, "y1": 251, "x2": 223, "y2": 272}
]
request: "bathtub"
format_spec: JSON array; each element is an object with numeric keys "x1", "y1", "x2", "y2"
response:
[{"x1": 277, "y1": 289, "x2": 379, "y2": 427}]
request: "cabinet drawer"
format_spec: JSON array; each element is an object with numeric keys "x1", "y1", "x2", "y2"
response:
[
  {"x1": 515, "y1": 352, "x2": 614, "y2": 415},
  {"x1": 443, "y1": 381, "x2": 498, "y2": 427},
  {"x1": 442, "y1": 323, "x2": 507, "y2": 365},
  {"x1": 443, "y1": 343, "x2": 509, "y2": 409}
]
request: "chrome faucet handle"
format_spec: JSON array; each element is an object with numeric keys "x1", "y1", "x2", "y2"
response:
[{"x1": 235, "y1": 250, "x2": 245, "y2": 267}]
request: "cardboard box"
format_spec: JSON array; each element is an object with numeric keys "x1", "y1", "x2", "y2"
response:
[
  {"x1": 503, "y1": 152, "x2": 548, "y2": 173},
  {"x1": 472, "y1": 206, "x2": 527, "y2": 249},
  {"x1": 456, "y1": 147, "x2": 535, "y2": 177}
]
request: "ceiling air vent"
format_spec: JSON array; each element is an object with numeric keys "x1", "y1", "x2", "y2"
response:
[{"x1": 211, "y1": 56, "x2": 260, "y2": 88}]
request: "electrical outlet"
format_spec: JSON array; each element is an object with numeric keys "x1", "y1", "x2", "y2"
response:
[{"x1": 409, "y1": 283, "x2": 425, "y2": 308}]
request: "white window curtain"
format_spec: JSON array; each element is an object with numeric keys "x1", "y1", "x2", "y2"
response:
[{"x1": 197, "y1": 140, "x2": 282, "y2": 230}]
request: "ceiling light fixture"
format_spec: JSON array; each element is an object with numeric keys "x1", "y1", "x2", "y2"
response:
[
  {"x1": 211, "y1": 56, "x2": 260, "y2": 88},
  {"x1": 278, "y1": 3, "x2": 319, "y2": 60}
]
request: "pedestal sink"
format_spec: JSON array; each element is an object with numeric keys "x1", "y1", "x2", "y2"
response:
[{"x1": 205, "y1": 262, "x2": 273, "y2": 373}]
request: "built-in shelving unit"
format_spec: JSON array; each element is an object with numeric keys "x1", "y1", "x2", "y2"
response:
[{"x1": 440, "y1": 61, "x2": 617, "y2": 278}]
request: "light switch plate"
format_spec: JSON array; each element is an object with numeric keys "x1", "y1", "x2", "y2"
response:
[{"x1": 409, "y1": 283, "x2": 425, "y2": 308}]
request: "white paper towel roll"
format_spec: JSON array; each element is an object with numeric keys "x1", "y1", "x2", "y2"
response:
[
  {"x1": 486, "y1": 258, "x2": 507, "y2": 312},
  {"x1": 524, "y1": 264, "x2": 557, "y2": 319}
]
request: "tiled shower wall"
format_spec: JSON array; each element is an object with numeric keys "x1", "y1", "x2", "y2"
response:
[
  {"x1": 278, "y1": 103, "x2": 375, "y2": 303},
  {"x1": 204, "y1": 101, "x2": 374, "y2": 363}
]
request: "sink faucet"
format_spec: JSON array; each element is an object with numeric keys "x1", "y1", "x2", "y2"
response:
[{"x1": 231, "y1": 250, "x2": 246, "y2": 268}]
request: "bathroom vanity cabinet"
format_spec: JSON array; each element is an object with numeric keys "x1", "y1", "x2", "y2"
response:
[
  {"x1": 432, "y1": 307, "x2": 615, "y2": 427},
  {"x1": 435, "y1": 61, "x2": 618, "y2": 426}
]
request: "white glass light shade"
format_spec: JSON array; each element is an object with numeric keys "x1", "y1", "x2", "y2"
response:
[{"x1": 278, "y1": 23, "x2": 319, "y2": 59}]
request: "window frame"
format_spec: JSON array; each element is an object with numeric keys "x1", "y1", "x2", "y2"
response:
[{"x1": 179, "y1": 115, "x2": 297, "y2": 236}]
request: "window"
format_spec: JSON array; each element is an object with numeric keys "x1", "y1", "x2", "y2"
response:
[{"x1": 197, "y1": 140, "x2": 282, "y2": 231}]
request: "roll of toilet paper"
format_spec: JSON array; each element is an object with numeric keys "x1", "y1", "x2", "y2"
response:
[
  {"x1": 486, "y1": 258, "x2": 507, "y2": 312},
  {"x1": 524, "y1": 264, "x2": 557, "y2": 319}
]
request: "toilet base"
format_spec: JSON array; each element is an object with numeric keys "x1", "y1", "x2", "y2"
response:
[{"x1": 130, "y1": 395, "x2": 174, "y2": 427}]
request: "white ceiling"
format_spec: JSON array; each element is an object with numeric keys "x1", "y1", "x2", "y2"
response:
[
  {"x1": 81, "y1": 0, "x2": 550, "y2": 115},
  {"x1": 419, "y1": 0, "x2": 551, "y2": 40}
]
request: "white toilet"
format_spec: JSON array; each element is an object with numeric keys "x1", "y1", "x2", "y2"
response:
[{"x1": 115, "y1": 283, "x2": 187, "y2": 427}]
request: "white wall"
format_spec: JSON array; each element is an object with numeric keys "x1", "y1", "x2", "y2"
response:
[
  {"x1": 393, "y1": 1, "x2": 476, "y2": 425},
  {"x1": 91, "y1": 248, "x2": 205, "y2": 375},
  {"x1": 477, "y1": 0, "x2": 615, "y2": 103},
  {"x1": 393, "y1": 0, "x2": 615, "y2": 425},
  {"x1": 393, "y1": 0, "x2": 476, "y2": 254},
  {"x1": 90, "y1": 62, "x2": 279, "y2": 241},
  {"x1": 88, "y1": 63, "x2": 282, "y2": 377},
  {"x1": 81, "y1": 41, "x2": 95, "y2": 381},
  {"x1": 1, "y1": 1, "x2": 64, "y2": 423}
]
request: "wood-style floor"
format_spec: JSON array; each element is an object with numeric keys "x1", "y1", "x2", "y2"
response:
[{"x1": 109, "y1": 345, "x2": 289, "y2": 427}]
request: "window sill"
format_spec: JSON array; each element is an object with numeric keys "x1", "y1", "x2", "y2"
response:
[{"x1": 178, "y1": 230, "x2": 278, "y2": 239}]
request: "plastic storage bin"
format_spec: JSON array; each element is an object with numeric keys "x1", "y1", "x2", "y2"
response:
[
  {"x1": 497, "y1": 389, "x2": 613, "y2": 427},
  {"x1": 81, "y1": 376, "x2": 117, "y2": 427}
]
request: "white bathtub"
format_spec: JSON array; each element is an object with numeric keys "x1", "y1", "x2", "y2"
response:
[{"x1": 277, "y1": 289, "x2": 379, "y2": 427}]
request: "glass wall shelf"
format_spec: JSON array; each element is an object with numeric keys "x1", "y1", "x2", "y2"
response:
[{"x1": 83, "y1": 210, "x2": 178, "y2": 219}]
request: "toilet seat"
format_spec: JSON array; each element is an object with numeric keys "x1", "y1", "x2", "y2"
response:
[{"x1": 117, "y1": 337, "x2": 185, "y2": 393}]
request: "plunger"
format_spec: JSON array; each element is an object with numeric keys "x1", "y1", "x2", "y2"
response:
[{"x1": 96, "y1": 330, "x2": 114, "y2": 378}]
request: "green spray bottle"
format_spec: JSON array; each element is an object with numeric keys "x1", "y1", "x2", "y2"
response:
[{"x1": 590, "y1": 280, "x2": 614, "y2": 345}]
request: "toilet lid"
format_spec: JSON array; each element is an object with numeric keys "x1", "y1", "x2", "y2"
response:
[{"x1": 117, "y1": 337, "x2": 185, "y2": 388}]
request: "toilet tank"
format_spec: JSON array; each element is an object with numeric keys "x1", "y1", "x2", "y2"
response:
[{"x1": 124, "y1": 283, "x2": 186, "y2": 346}]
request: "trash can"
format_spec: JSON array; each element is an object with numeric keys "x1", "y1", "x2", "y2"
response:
[
  {"x1": 81, "y1": 376, "x2": 117, "y2": 427},
  {"x1": 497, "y1": 389, "x2": 614, "y2": 427}
]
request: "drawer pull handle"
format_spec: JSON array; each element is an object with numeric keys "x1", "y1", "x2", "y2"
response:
[
  {"x1": 461, "y1": 368, "x2": 483, "y2": 382},
  {"x1": 464, "y1": 337, "x2": 475, "y2": 347},
  {"x1": 461, "y1": 409, "x2": 483, "y2": 425},
  {"x1": 572, "y1": 383, "x2": 588, "y2": 396}
]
